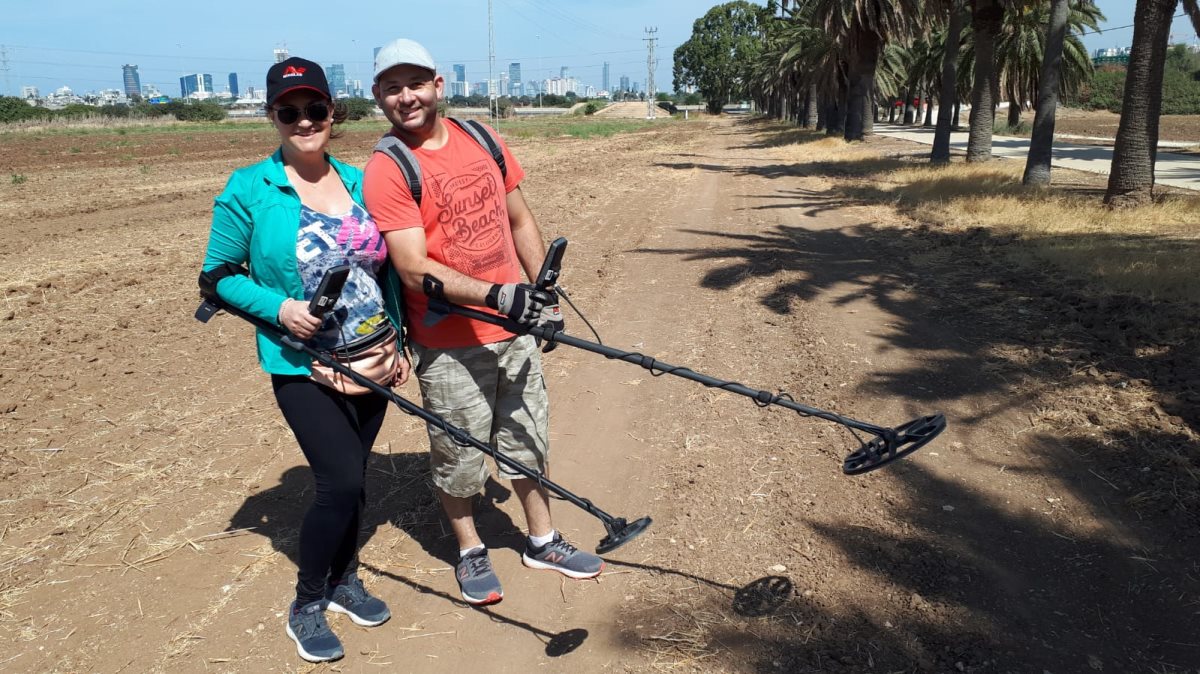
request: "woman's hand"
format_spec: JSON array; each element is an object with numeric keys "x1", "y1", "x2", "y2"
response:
[
  {"x1": 393, "y1": 353, "x2": 412, "y2": 387},
  {"x1": 278, "y1": 298, "x2": 322, "y2": 340}
]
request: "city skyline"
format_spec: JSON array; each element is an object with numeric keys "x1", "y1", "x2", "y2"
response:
[{"x1": 2, "y1": 0, "x2": 1194, "y2": 99}]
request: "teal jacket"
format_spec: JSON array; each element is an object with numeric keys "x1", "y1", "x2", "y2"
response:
[{"x1": 201, "y1": 148, "x2": 405, "y2": 375}]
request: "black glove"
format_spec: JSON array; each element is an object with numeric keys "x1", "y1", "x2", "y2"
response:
[{"x1": 487, "y1": 283, "x2": 552, "y2": 326}]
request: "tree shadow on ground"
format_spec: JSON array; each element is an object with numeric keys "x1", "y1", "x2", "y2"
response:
[{"x1": 625, "y1": 119, "x2": 1200, "y2": 671}]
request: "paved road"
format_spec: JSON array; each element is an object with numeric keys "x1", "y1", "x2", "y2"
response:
[{"x1": 875, "y1": 123, "x2": 1200, "y2": 192}]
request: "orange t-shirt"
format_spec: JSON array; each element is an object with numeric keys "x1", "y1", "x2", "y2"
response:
[{"x1": 364, "y1": 121, "x2": 526, "y2": 348}]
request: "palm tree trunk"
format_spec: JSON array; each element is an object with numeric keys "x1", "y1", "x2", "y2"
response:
[
  {"x1": 863, "y1": 83, "x2": 875, "y2": 134},
  {"x1": 1023, "y1": 0, "x2": 1071, "y2": 186},
  {"x1": 1007, "y1": 91, "x2": 1021, "y2": 128},
  {"x1": 903, "y1": 87, "x2": 916, "y2": 124},
  {"x1": 924, "y1": 88, "x2": 936, "y2": 126},
  {"x1": 1105, "y1": 0, "x2": 1177, "y2": 207},
  {"x1": 931, "y1": 2, "x2": 969, "y2": 163},
  {"x1": 953, "y1": 101, "x2": 961, "y2": 129},
  {"x1": 888, "y1": 100, "x2": 898, "y2": 123},
  {"x1": 845, "y1": 28, "x2": 880, "y2": 141},
  {"x1": 804, "y1": 83, "x2": 818, "y2": 128},
  {"x1": 967, "y1": 0, "x2": 1005, "y2": 162}
]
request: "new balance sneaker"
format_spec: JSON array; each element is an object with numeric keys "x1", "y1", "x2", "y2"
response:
[
  {"x1": 286, "y1": 599, "x2": 344, "y2": 663},
  {"x1": 522, "y1": 533, "x2": 605, "y2": 579},
  {"x1": 456, "y1": 548, "x2": 504, "y2": 606},
  {"x1": 325, "y1": 573, "x2": 391, "y2": 627}
]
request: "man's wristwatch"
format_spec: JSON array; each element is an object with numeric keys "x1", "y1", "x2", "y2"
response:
[{"x1": 485, "y1": 283, "x2": 502, "y2": 310}]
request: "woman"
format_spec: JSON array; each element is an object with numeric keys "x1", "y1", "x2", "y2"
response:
[{"x1": 200, "y1": 57, "x2": 408, "y2": 663}]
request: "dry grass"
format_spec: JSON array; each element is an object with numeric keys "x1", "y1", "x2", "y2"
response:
[{"x1": 774, "y1": 134, "x2": 1200, "y2": 303}]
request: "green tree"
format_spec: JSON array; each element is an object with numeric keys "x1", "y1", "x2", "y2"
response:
[{"x1": 674, "y1": 1, "x2": 767, "y2": 114}]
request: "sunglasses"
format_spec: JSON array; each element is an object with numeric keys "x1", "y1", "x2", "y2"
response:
[{"x1": 272, "y1": 101, "x2": 332, "y2": 125}]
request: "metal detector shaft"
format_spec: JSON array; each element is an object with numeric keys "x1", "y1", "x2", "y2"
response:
[
  {"x1": 431, "y1": 299, "x2": 946, "y2": 474},
  {"x1": 437, "y1": 302, "x2": 889, "y2": 434},
  {"x1": 194, "y1": 297, "x2": 651, "y2": 551}
]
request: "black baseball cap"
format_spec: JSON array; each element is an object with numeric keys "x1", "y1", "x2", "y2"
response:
[{"x1": 266, "y1": 57, "x2": 330, "y2": 106}]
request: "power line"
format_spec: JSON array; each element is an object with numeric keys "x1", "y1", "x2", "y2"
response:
[{"x1": 1076, "y1": 12, "x2": 1188, "y2": 38}]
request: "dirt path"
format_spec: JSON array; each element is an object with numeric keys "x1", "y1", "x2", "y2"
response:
[{"x1": 2, "y1": 117, "x2": 1198, "y2": 673}]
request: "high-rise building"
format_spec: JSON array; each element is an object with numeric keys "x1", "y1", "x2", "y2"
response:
[
  {"x1": 21, "y1": 86, "x2": 39, "y2": 99},
  {"x1": 274, "y1": 48, "x2": 289, "y2": 63},
  {"x1": 121, "y1": 65, "x2": 141, "y2": 97},
  {"x1": 373, "y1": 46, "x2": 382, "y2": 62},
  {"x1": 602, "y1": 62, "x2": 610, "y2": 93},
  {"x1": 228, "y1": 73, "x2": 239, "y2": 97},
  {"x1": 508, "y1": 63, "x2": 522, "y2": 97},
  {"x1": 453, "y1": 64, "x2": 466, "y2": 83},
  {"x1": 327, "y1": 64, "x2": 347, "y2": 97},
  {"x1": 619, "y1": 75, "x2": 630, "y2": 92},
  {"x1": 179, "y1": 73, "x2": 213, "y2": 98},
  {"x1": 560, "y1": 66, "x2": 569, "y2": 79}
]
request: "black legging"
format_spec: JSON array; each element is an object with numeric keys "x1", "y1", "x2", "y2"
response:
[{"x1": 272, "y1": 375, "x2": 388, "y2": 606}]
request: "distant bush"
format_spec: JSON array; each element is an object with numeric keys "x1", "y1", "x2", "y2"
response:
[
  {"x1": 1073, "y1": 59, "x2": 1200, "y2": 114},
  {"x1": 171, "y1": 101, "x2": 227, "y2": 122},
  {"x1": 0, "y1": 96, "x2": 51, "y2": 123},
  {"x1": 342, "y1": 97, "x2": 377, "y2": 121},
  {"x1": 583, "y1": 101, "x2": 604, "y2": 115}
]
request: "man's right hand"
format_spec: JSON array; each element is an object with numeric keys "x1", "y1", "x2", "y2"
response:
[{"x1": 487, "y1": 282, "x2": 555, "y2": 327}]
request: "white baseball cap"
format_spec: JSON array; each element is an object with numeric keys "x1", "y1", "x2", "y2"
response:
[{"x1": 374, "y1": 39, "x2": 436, "y2": 82}]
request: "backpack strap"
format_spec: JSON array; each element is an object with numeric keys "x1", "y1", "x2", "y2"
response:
[
  {"x1": 372, "y1": 118, "x2": 508, "y2": 208},
  {"x1": 447, "y1": 117, "x2": 507, "y2": 180},
  {"x1": 373, "y1": 134, "x2": 423, "y2": 206}
]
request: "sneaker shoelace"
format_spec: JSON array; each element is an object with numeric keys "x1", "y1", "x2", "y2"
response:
[
  {"x1": 295, "y1": 605, "x2": 329, "y2": 636},
  {"x1": 463, "y1": 552, "x2": 493, "y2": 577},
  {"x1": 337, "y1": 577, "x2": 368, "y2": 604},
  {"x1": 546, "y1": 537, "x2": 579, "y2": 557}
]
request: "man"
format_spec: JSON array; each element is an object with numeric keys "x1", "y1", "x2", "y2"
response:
[{"x1": 363, "y1": 38, "x2": 603, "y2": 606}]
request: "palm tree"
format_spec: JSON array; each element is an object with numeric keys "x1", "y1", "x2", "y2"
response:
[
  {"x1": 933, "y1": 0, "x2": 969, "y2": 163},
  {"x1": 809, "y1": 0, "x2": 925, "y2": 141},
  {"x1": 993, "y1": 0, "x2": 1101, "y2": 129},
  {"x1": 1105, "y1": 0, "x2": 1200, "y2": 207},
  {"x1": 1022, "y1": 1, "x2": 1077, "y2": 185},
  {"x1": 966, "y1": 0, "x2": 1007, "y2": 162}
]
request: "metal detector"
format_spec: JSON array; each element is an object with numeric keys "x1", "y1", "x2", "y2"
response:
[
  {"x1": 426, "y1": 238, "x2": 946, "y2": 475},
  {"x1": 193, "y1": 279, "x2": 652, "y2": 554}
]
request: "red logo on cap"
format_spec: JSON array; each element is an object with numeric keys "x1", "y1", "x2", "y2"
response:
[{"x1": 282, "y1": 66, "x2": 306, "y2": 78}]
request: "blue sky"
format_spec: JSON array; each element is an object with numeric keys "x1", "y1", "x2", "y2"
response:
[{"x1": 2, "y1": 0, "x2": 1197, "y2": 97}]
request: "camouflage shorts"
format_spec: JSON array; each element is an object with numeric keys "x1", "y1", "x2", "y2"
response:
[{"x1": 410, "y1": 335, "x2": 549, "y2": 498}]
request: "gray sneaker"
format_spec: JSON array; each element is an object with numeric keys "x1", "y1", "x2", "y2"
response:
[
  {"x1": 522, "y1": 533, "x2": 605, "y2": 579},
  {"x1": 326, "y1": 574, "x2": 390, "y2": 627},
  {"x1": 286, "y1": 599, "x2": 344, "y2": 663},
  {"x1": 456, "y1": 548, "x2": 504, "y2": 606}
]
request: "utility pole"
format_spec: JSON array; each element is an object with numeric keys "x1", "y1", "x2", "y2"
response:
[
  {"x1": 0, "y1": 46, "x2": 10, "y2": 97},
  {"x1": 488, "y1": 0, "x2": 498, "y2": 128},
  {"x1": 644, "y1": 28, "x2": 657, "y2": 120}
]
